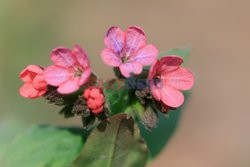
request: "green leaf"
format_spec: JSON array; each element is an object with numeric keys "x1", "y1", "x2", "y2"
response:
[
  {"x1": 124, "y1": 92, "x2": 190, "y2": 159},
  {"x1": 125, "y1": 99, "x2": 144, "y2": 116},
  {"x1": 0, "y1": 125, "x2": 87, "y2": 167},
  {"x1": 0, "y1": 120, "x2": 28, "y2": 157},
  {"x1": 139, "y1": 92, "x2": 190, "y2": 159},
  {"x1": 72, "y1": 114, "x2": 149, "y2": 167},
  {"x1": 158, "y1": 47, "x2": 191, "y2": 62},
  {"x1": 104, "y1": 82, "x2": 130, "y2": 115},
  {"x1": 124, "y1": 96, "x2": 159, "y2": 130}
]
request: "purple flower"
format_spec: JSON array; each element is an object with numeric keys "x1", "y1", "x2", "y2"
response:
[
  {"x1": 101, "y1": 26, "x2": 158, "y2": 77},
  {"x1": 43, "y1": 45, "x2": 91, "y2": 94}
]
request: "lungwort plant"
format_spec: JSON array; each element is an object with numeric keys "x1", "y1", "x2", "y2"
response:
[{"x1": 1, "y1": 26, "x2": 195, "y2": 167}]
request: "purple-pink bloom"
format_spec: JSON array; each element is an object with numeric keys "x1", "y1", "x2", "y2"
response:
[
  {"x1": 101, "y1": 26, "x2": 158, "y2": 77},
  {"x1": 149, "y1": 56, "x2": 194, "y2": 108},
  {"x1": 44, "y1": 45, "x2": 91, "y2": 94}
]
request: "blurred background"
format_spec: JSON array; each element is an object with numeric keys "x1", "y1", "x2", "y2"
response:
[{"x1": 1, "y1": 0, "x2": 250, "y2": 166}]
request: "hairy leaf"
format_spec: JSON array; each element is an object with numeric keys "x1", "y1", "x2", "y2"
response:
[
  {"x1": 0, "y1": 125, "x2": 87, "y2": 167},
  {"x1": 0, "y1": 120, "x2": 28, "y2": 157},
  {"x1": 71, "y1": 114, "x2": 148, "y2": 167},
  {"x1": 140, "y1": 92, "x2": 190, "y2": 158},
  {"x1": 104, "y1": 81, "x2": 130, "y2": 115},
  {"x1": 138, "y1": 106, "x2": 158, "y2": 130}
]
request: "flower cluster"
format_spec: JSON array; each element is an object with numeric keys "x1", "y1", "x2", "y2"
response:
[
  {"x1": 101, "y1": 26, "x2": 194, "y2": 109},
  {"x1": 19, "y1": 25, "x2": 194, "y2": 128}
]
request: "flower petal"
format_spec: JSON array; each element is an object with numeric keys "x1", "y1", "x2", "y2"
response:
[
  {"x1": 159, "y1": 56, "x2": 183, "y2": 72},
  {"x1": 148, "y1": 60, "x2": 159, "y2": 80},
  {"x1": 161, "y1": 86, "x2": 184, "y2": 108},
  {"x1": 125, "y1": 26, "x2": 146, "y2": 55},
  {"x1": 87, "y1": 98, "x2": 97, "y2": 109},
  {"x1": 20, "y1": 65, "x2": 43, "y2": 82},
  {"x1": 95, "y1": 98, "x2": 104, "y2": 107},
  {"x1": 37, "y1": 89, "x2": 47, "y2": 97},
  {"x1": 32, "y1": 75, "x2": 47, "y2": 90},
  {"x1": 163, "y1": 67, "x2": 194, "y2": 91},
  {"x1": 119, "y1": 62, "x2": 143, "y2": 78},
  {"x1": 57, "y1": 77, "x2": 80, "y2": 94},
  {"x1": 90, "y1": 88, "x2": 101, "y2": 98},
  {"x1": 92, "y1": 106, "x2": 103, "y2": 114},
  {"x1": 50, "y1": 47, "x2": 76, "y2": 67},
  {"x1": 43, "y1": 65, "x2": 72, "y2": 86},
  {"x1": 83, "y1": 88, "x2": 91, "y2": 99},
  {"x1": 19, "y1": 83, "x2": 39, "y2": 99},
  {"x1": 79, "y1": 68, "x2": 91, "y2": 85},
  {"x1": 101, "y1": 48, "x2": 121, "y2": 67},
  {"x1": 151, "y1": 87, "x2": 161, "y2": 101},
  {"x1": 72, "y1": 45, "x2": 90, "y2": 68},
  {"x1": 130, "y1": 44, "x2": 158, "y2": 65},
  {"x1": 104, "y1": 26, "x2": 125, "y2": 54}
]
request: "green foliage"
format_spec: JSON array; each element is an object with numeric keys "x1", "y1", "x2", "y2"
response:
[
  {"x1": 0, "y1": 46, "x2": 192, "y2": 166},
  {"x1": 0, "y1": 125, "x2": 87, "y2": 167},
  {"x1": 158, "y1": 47, "x2": 191, "y2": 62},
  {"x1": 140, "y1": 109, "x2": 182, "y2": 158},
  {"x1": 0, "y1": 121, "x2": 28, "y2": 157},
  {"x1": 123, "y1": 96, "x2": 186, "y2": 158},
  {"x1": 104, "y1": 83, "x2": 130, "y2": 115},
  {"x1": 71, "y1": 114, "x2": 149, "y2": 167},
  {"x1": 139, "y1": 92, "x2": 189, "y2": 158}
]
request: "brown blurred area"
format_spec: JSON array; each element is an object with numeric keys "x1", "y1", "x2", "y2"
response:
[{"x1": 1, "y1": 0, "x2": 250, "y2": 166}]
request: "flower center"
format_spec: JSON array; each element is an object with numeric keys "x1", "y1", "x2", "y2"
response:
[
  {"x1": 121, "y1": 53, "x2": 130, "y2": 63},
  {"x1": 154, "y1": 74, "x2": 161, "y2": 80},
  {"x1": 153, "y1": 74, "x2": 162, "y2": 86},
  {"x1": 74, "y1": 67, "x2": 83, "y2": 77}
]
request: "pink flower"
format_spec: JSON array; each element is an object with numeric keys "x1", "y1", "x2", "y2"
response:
[
  {"x1": 101, "y1": 26, "x2": 158, "y2": 77},
  {"x1": 83, "y1": 87, "x2": 105, "y2": 114},
  {"x1": 149, "y1": 56, "x2": 194, "y2": 108},
  {"x1": 43, "y1": 45, "x2": 91, "y2": 94},
  {"x1": 19, "y1": 65, "x2": 47, "y2": 99}
]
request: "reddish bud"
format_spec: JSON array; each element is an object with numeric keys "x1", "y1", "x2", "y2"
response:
[{"x1": 83, "y1": 87, "x2": 105, "y2": 114}]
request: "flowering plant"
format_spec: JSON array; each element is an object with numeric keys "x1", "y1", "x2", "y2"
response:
[{"x1": 7, "y1": 26, "x2": 194, "y2": 167}]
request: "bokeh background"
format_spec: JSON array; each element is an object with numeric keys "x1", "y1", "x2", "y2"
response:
[{"x1": 1, "y1": 0, "x2": 250, "y2": 166}]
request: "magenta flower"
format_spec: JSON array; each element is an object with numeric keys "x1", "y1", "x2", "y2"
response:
[
  {"x1": 149, "y1": 56, "x2": 194, "y2": 108},
  {"x1": 101, "y1": 26, "x2": 158, "y2": 77},
  {"x1": 44, "y1": 45, "x2": 91, "y2": 94},
  {"x1": 19, "y1": 65, "x2": 48, "y2": 99}
]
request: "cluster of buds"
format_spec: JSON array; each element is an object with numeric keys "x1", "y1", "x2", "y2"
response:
[
  {"x1": 19, "y1": 25, "x2": 194, "y2": 129},
  {"x1": 83, "y1": 87, "x2": 105, "y2": 114}
]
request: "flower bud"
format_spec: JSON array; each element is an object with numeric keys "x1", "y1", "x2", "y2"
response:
[{"x1": 83, "y1": 87, "x2": 105, "y2": 114}]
